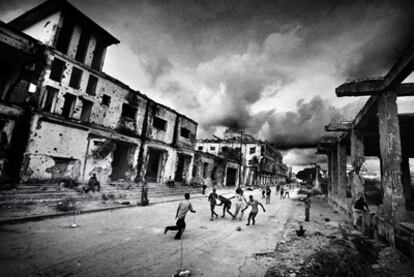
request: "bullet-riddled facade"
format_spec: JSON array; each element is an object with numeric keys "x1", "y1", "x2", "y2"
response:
[{"x1": 0, "y1": 0, "x2": 199, "y2": 186}]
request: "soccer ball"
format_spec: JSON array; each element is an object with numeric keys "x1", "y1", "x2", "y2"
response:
[{"x1": 236, "y1": 226, "x2": 242, "y2": 231}]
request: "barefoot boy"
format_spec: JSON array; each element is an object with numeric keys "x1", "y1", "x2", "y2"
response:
[{"x1": 242, "y1": 195, "x2": 266, "y2": 225}]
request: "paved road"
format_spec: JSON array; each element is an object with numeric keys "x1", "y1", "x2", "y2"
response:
[{"x1": 0, "y1": 189, "x2": 296, "y2": 277}]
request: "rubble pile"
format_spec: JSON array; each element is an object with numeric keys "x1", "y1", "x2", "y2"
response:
[{"x1": 265, "y1": 199, "x2": 414, "y2": 277}]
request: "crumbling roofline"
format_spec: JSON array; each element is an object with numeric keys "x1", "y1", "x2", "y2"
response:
[
  {"x1": 48, "y1": 49, "x2": 198, "y2": 125},
  {"x1": 8, "y1": 0, "x2": 119, "y2": 45}
]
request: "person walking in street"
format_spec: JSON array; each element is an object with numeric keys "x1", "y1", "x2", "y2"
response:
[
  {"x1": 139, "y1": 176, "x2": 149, "y2": 206},
  {"x1": 279, "y1": 186, "x2": 284, "y2": 199},
  {"x1": 242, "y1": 195, "x2": 266, "y2": 226},
  {"x1": 284, "y1": 187, "x2": 290, "y2": 199},
  {"x1": 232, "y1": 188, "x2": 247, "y2": 220},
  {"x1": 265, "y1": 186, "x2": 271, "y2": 204},
  {"x1": 353, "y1": 194, "x2": 369, "y2": 228},
  {"x1": 202, "y1": 179, "x2": 207, "y2": 195},
  {"x1": 217, "y1": 195, "x2": 235, "y2": 218},
  {"x1": 304, "y1": 194, "x2": 311, "y2": 222},
  {"x1": 208, "y1": 188, "x2": 219, "y2": 220},
  {"x1": 164, "y1": 193, "x2": 196, "y2": 239}
]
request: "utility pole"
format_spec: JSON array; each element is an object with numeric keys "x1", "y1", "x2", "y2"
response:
[{"x1": 238, "y1": 130, "x2": 243, "y2": 188}]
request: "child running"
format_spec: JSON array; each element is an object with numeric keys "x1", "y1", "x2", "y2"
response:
[
  {"x1": 231, "y1": 188, "x2": 247, "y2": 220},
  {"x1": 208, "y1": 188, "x2": 219, "y2": 221},
  {"x1": 242, "y1": 195, "x2": 266, "y2": 226},
  {"x1": 217, "y1": 195, "x2": 235, "y2": 218}
]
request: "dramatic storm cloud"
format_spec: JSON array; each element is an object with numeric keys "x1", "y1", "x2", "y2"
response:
[{"x1": 2, "y1": 0, "x2": 414, "y2": 168}]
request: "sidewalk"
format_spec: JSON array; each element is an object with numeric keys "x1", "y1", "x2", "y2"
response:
[{"x1": 0, "y1": 185, "x2": 238, "y2": 225}]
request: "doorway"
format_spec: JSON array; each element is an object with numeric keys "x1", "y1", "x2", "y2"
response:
[
  {"x1": 110, "y1": 143, "x2": 131, "y2": 180},
  {"x1": 146, "y1": 148, "x2": 165, "y2": 182},
  {"x1": 226, "y1": 167, "x2": 237, "y2": 186},
  {"x1": 175, "y1": 153, "x2": 191, "y2": 182}
]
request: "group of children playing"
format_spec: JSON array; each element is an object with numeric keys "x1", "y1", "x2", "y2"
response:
[{"x1": 208, "y1": 187, "x2": 266, "y2": 226}]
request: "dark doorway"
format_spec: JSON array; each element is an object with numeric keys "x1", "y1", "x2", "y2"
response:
[
  {"x1": 146, "y1": 148, "x2": 164, "y2": 182},
  {"x1": 175, "y1": 154, "x2": 191, "y2": 182},
  {"x1": 110, "y1": 143, "x2": 131, "y2": 180},
  {"x1": 226, "y1": 167, "x2": 237, "y2": 186}
]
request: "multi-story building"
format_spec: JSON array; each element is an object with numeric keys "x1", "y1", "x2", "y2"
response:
[
  {"x1": 196, "y1": 130, "x2": 288, "y2": 186},
  {"x1": 0, "y1": 0, "x2": 198, "y2": 186}
]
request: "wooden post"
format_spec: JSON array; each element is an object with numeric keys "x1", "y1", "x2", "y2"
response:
[{"x1": 377, "y1": 90, "x2": 405, "y2": 221}]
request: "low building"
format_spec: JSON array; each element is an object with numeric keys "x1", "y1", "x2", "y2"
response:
[{"x1": 196, "y1": 130, "x2": 288, "y2": 187}]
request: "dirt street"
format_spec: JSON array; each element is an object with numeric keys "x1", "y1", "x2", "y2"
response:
[{"x1": 0, "y1": 188, "x2": 298, "y2": 277}]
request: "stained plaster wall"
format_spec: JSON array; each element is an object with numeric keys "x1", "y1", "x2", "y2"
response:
[
  {"x1": 41, "y1": 53, "x2": 147, "y2": 135},
  {"x1": 146, "y1": 103, "x2": 176, "y2": 144},
  {"x1": 176, "y1": 116, "x2": 197, "y2": 149},
  {"x1": 22, "y1": 12, "x2": 62, "y2": 46},
  {"x1": 83, "y1": 136, "x2": 140, "y2": 185},
  {"x1": 193, "y1": 152, "x2": 226, "y2": 186},
  {"x1": 22, "y1": 114, "x2": 88, "y2": 181}
]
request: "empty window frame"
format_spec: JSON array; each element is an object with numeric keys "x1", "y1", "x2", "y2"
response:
[
  {"x1": 221, "y1": 146, "x2": 229, "y2": 152},
  {"x1": 69, "y1": 67, "x2": 83, "y2": 89},
  {"x1": 86, "y1": 75, "x2": 98, "y2": 95},
  {"x1": 210, "y1": 146, "x2": 216, "y2": 151},
  {"x1": 55, "y1": 19, "x2": 74, "y2": 54},
  {"x1": 198, "y1": 146, "x2": 203, "y2": 151},
  {"x1": 180, "y1": 127, "x2": 190, "y2": 138},
  {"x1": 152, "y1": 116, "x2": 167, "y2": 131},
  {"x1": 49, "y1": 58, "x2": 65, "y2": 82},
  {"x1": 102, "y1": 95, "x2": 111, "y2": 106},
  {"x1": 80, "y1": 99, "x2": 93, "y2": 122},
  {"x1": 121, "y1": 103, "x2": 137, "y2": 120},
  {"x1": 40, "y1": 87, "x2": 58, "y2": 112},
  {"x1": 75, "y1": 30, "x2": 90, "y2": 63},
  {"x1": 61, "y1": 93, "x2": 77, "y2": 118},
  {"x1": 249, "y1": 147, "x2": 256, "y2": 154},
  {"x1": 91, "y1": 41, "x2": 105, "y2": 70}
]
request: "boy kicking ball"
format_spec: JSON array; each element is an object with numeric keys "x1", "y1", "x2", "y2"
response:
[{"x1": 242, "y1": 195, "x2": 265, "y2": 226}]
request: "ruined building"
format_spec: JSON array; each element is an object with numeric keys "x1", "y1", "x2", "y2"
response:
[
  {"x1": 196, "y1": 131, "x2": 288, "y2": 187},
  {"x1": 317, "y1": 45, "x2": 414, "y2": 259},
  {"x1": 0, "y1": 0, "x2": 198, "y2": 186}
]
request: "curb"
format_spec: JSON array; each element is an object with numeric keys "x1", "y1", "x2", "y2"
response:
[{"x1": 0, "y1": 190, "x2": 240, "y2": 226}]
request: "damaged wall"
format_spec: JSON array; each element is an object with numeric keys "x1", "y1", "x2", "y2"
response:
[
  {"x1": 22, "y1": 114, "x2": 89, "y2": 182},
  {"x1": 22, "y1": 11, "x2": 62, "y2": 47},
  {"x1": 146, "y1": 102, "x2": 177, "y2": 144}
]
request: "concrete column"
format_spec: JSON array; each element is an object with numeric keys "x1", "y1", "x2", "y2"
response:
[
  {"x1": 331, "y1": 145, "x2": 338, "y2": 196},
  {"x1": 350, "y1": 129, "x2": 365, "y2": 201},
  {"x1": 401, "y1": 155, "x2": 414, "y2": 210},
  {"x1": 327, "y1": 153, "x2": 332, "y2": 193},
  {"x1": 378, "y1": 91, "x2": 405, "y2": 221},
  {"x1": 337, "y1": 142, "x2": 347, "y2": 198}
]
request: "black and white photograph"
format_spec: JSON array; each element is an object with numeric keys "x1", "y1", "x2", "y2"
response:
[{"x1": 1, "y1": 0, "x2": 414, "y2": 276}]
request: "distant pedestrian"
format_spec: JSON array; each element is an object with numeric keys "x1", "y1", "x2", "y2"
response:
[
  {"x1": 164, "y1": 193, "x2": 196, "y2": 239},
  {"x1": 242, "y1": 195, "x2": 266, "y2": 226},
  {"x1": 276, "y1": 184, "x2": 280, "y2": 195},
  {"x1": 304, "y1": 195, "x2": 311, "y2": 222},
  {"x1": 265, "y1": 186, "x2": 271, "y2": 204},
  {"x1": 208, "y1": 188, "x2": 219, "y2": 220},
  {"x1": 261, "y1": 187, "x2": 266, "y2": 199},
  {"x1": 353, "y1": 194, "x2": 369, "y2": 228},
  {"x1": 202, "y1": 180, "x2": 207, "y2": 195},
  {"x1": 139, "y1": 176, "x2": 149, "y2": 206},
  {"x1": 279, "y1": 186, "x2": 284, "y2": 199},
  {"x1": 284, "y1": 187, "x2": 290, "y2": 199},
  {"x1": 217, "y1": 195, "x2": 235, "y2": 218}
]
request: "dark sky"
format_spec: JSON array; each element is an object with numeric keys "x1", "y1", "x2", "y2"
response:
[{"x1": 2, "y1": 0, "x2": 414, "y2": 170}]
